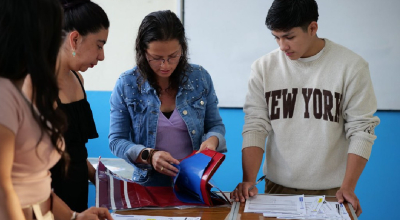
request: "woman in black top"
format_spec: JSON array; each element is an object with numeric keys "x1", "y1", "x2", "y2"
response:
[{"x1": 52, "y1": 0, "x2": 109, "y2": 212}]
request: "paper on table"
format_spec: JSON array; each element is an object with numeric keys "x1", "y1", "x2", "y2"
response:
[
  {"x1": 244, "y1": 194, "x2": 306, "y2": 215},
  {"x1": 330, "y1": 202, "x2": 352, "y2": 220},
  {"x1": 111, "y1": 213, "x2": 201, "y2": 220},
  {"x1": 266, "y1": 197, "x2": 351, "y2": 220},
  {"x1": 305, "y1": 195, "x2": 325, "y2": 215}
]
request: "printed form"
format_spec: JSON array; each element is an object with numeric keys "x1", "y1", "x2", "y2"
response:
[{"x1": 245, "y1": 194, "x2": 351, "y2": 219}]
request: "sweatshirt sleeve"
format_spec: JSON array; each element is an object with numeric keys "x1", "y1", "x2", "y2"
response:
[
  {"x1": 242, "y1": 61, "x2": 271, "y2": 150},
  {"x1": 342, "y1": 63, "x2": 380, "y2": 160}
]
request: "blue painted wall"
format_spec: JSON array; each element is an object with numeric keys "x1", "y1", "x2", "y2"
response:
[{"x1": 86, "y1": 91, "x2": 400, "y2": 219}]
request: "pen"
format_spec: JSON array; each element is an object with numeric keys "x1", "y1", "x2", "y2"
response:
[{"x1": 248, "y1": 175, "x2": 266, "y2": 191}]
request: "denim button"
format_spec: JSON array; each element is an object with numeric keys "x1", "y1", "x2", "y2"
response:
[
  {"x1": 192, "y1": 130, "x2": 196, "y2": 134},
  {"x1": 183, "y1": 110, "x2": 188, "y2": 115}
]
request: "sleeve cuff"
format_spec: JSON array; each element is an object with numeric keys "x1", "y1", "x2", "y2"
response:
[
  {"x1": 124, "y1": 144, "x2": 146, "y2": 164},
  {"x1": 204, "y1": 132, "x2": 227, "y2": 153},
  {"x1": 242, "y1": 131, "x2": 267, "y2": 150},
  {"x1": 348, "y1": 137, "x2": 373, "y2": 160}
]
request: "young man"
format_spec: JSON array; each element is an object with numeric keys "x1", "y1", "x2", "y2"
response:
[{"x1": 230, "y1": 0, "x2": 379, "y2": 217}]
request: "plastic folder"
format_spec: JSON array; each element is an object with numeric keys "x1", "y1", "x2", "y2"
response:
[{"x1": 96, "y1": 149, "x2": 229, "y2": 210}]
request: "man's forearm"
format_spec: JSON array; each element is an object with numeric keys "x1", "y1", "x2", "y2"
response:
[
  {"x1": 242, "y1": 147, "x2": 264, "y2": 182},
  {"x1": 341, "y1": 153, "x2": 367, "y2": 190}
]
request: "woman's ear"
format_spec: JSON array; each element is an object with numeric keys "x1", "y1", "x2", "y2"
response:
[{"x1": 68, "y1": 30, "x2": 80, "y2": 51}]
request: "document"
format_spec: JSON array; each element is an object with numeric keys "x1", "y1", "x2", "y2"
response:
[
  {"x1": 244, "y1": 194, "x2": 306, "y2": 215},
  {"x1": 245, "y1": 194, "x2": 351, "y2": 219},
  {"x1": 111, "y1": 213, "x2": 200, "y2": 220}
]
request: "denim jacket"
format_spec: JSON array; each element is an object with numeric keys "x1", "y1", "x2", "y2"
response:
[{"x1": 109, "y1": 64, "x2": 226, "y2": 185}]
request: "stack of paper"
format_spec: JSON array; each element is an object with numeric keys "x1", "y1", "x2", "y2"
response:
[{"x1": 244, "y1": 194, "x2": 351, "y2": 219}]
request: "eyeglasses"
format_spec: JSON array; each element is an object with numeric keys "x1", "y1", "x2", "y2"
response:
[{"x1": 146, "y1": 53, "x2": 182, "y2": 67}]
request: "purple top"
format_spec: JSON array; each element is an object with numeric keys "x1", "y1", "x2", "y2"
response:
[{"x1": 155, "y1": 109, "x2": 193, "y2": 160}]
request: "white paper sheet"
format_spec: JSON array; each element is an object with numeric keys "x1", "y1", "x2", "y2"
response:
[
  {"x1": 225, "y1": 193, "x2": 353, "y2": 220},
  {"x1": 244, "y1": 194, "x2": 306, "y2": 216}
]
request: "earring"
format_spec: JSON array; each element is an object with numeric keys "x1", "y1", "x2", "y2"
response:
[{"x1": 72, "y1": 50, "x2": 76, "y2": 57}]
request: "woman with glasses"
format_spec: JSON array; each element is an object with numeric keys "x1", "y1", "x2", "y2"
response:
[{"x1": 109, "y1": 10, "x2": 227, "y2": 187}]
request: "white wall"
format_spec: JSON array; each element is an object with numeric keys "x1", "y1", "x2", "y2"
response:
[
  {"x1": 185, "y1": 0, "x2": 400, "y2": 109},
  {"x1": 83, "y1": 0, "x2": 400, "y2": 110},
  {"x1": 83, "y1": 0, "x2": 179, "y2": 91}
]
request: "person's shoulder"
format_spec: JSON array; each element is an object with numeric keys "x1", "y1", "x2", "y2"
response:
[
  {"x1": 325, "y1": 39, "x2": 368, "y2": 65},
  {"x1": 0, "y1": 77, "x2": 22, "y2": 111},
  {"x1": 186, "y1": 63, "x2": 211, "y2": 78},
  {"x1": 0, "y1": 78, "x2": 16, "y2": 97},
  {"x1": 187, "y1": 63, "x2": 206, "y2": 72},
  {"x1": 120, "y1": 67, "x2": 139, "y2": 78},
  {"x1": 117, "y1": 67, "x2": 141, "y2": 84},
  {"x1": 252, "y1": 48, "x2": 282, "y2": 69}
]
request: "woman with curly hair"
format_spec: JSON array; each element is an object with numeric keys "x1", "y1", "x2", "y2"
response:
[{"x1": 109, "y1": 10, "x2": 227, "y2": 187}]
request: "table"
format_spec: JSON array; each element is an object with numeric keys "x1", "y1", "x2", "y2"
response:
[
  {"x1": 88, "y1": 159, "x2": 357, "y2": 219},
  {"x1": 115, "y1": 195, "x2": 357, "y2": 220}
]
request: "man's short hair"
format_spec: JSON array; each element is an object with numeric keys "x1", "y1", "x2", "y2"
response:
[{"x1": 265, "y1": 0, "x2": 319, "y2": 32}]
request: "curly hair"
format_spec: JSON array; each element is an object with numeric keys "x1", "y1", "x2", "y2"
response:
[{"x1": 135, "y1": 10, "x2": 189, "y2": 95}]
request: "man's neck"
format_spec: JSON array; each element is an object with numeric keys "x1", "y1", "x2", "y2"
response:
[{"x1": 303, "y1": 38, "x2": 325, "y2": 58}]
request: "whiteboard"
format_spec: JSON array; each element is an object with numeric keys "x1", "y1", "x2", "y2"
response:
[{"x1": 185, "y1": 0, "x2": 400, "y2": 109}]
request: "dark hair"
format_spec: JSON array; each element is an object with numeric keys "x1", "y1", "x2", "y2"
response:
[
  {"x1": 0, "y1": 0, "x2": 66, "y2": 155},
  {"x1": 265, "y1": 0, "x2": 319, "y2": 32},
  {"x1": 59, "y1": 0, "x2": 109, "y2": 35},
  {"x1": 135, "y1": 10, "x2": 189, "y2": 95}
]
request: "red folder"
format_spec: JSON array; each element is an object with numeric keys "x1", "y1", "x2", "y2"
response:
[
  {"x1": 96, "y1": 150, "x2": 229, "y2": 210},
  {"x1": 181, "y1": 150, "x2": 226, "y2": 206}
]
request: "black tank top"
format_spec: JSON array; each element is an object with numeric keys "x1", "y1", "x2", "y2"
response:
[{"x1": 50, "y1": 70, "x2": 98, "y2": 212}]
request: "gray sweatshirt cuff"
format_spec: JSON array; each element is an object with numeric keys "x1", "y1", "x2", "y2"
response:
[
  {"x1": 348, "y1": 137, "x2": 373, "y2": 160},
  {"x1": 242, "y1": 131, "x2": 267, "y2": 150}
]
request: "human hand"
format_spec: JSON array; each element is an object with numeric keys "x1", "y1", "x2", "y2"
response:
[
  {"x1": 197, "y1": 136, "x2": 219, "y2": 153},
  {"x1": 151, "y1": 151, "x2": 180, "y2": 176},
  {"x1": 336, "y1": 187, "x2": 362, "y2": 217},
  {"x1": 230, "y1": 182, "x2": 258, "y2": 203},
  {"x1": 76, "y1": 207, "x2": 113, "y2": 220}
]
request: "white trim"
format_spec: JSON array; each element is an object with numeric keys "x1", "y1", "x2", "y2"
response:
[
  {"x1": 95, "y1": 165, "x2": 100, "y2": 207},
  {"x1": 123, "y1": 181, "x2": 132, "y2": 209},
  {"x1": 106, "y1": 169, "x2": 117, "y2": 210}
]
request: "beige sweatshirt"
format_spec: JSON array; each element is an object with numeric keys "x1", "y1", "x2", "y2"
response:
[{"x1": 242, "y1": 39, "x2": 380, "y2": 190}]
